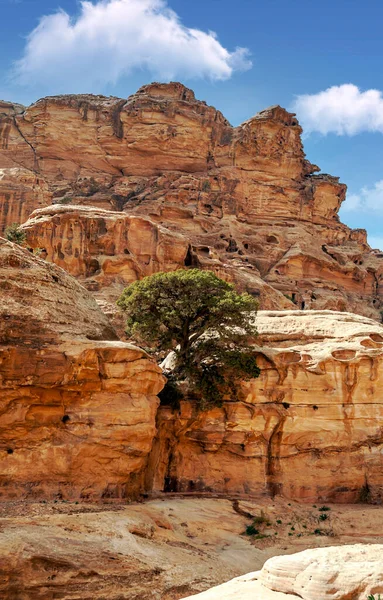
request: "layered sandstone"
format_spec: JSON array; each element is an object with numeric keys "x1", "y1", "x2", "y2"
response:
[
  {"x1": 20, "y1": 203, "x2": 290, "y2": 317},
  {"x1": 1, "y1": 83, "x2": 382, "y2": 319},
  {"x1": 148, "y1": 310, "x2": 383, "y2": 503},
  {"x1": 184, "y1": 544, "x2": 383, "y2": 600},
  {"x1": 0, "y1": 238, "x2": 164, "y2": 499}
]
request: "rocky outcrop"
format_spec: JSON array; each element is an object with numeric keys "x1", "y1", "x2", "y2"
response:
[
  {"x1": 0, "y1": 238, "x2": 164, "y2": 500},
  {"x1": 148, "y1": 310, "x2": 383, "y2": 503},
  {"x1": 20, "y1": 203, "x2": 290, "y2": 318},
  {"x1": 19, "y1": 204, "x2": 191, "y2": 328},
  {"x1": 1, "y1": 82, "x2": 382, "y2": 319},
  {"x1": 184, "y1": 544, "x2": 383, "y2": 600}
]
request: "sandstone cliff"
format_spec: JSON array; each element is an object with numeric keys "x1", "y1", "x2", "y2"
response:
[
  {"x1": 148, "y1": 310, "x2": 383, "y2": 503},
  {"x1": 1, "y1": 82, "x2": 382, "y2": 320},
  {"x1": 0, "y1": 238, "x2": 164, "y2": 500}
]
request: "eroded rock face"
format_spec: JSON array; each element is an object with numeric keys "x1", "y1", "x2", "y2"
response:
[
  {"x1": 148, "y1": 311, "x2": 383, "y2": 503},
  {"x1": 0, "y1": 168, "x2": 51, "y2": 235},
  {"x1": 184, "y1": 544, "x2": 383, "y2": 600},
  {"x1": 20, "y1": 204, "x2": 190, "y2": 329},
  {"x1": 1, "y1": 83, "x2": 382, "y2": 319},
  {"x1": 0, "y1": 238, "x2": 164, "y2": 500}
]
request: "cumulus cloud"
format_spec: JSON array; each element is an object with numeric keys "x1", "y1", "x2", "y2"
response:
[
  {"x1": 12, "y1": 0, "x2": 251, "y2": 92},
  {"x1": 343, "y1": 180, "x2": 383, "y2": 213},
  {"x1": 293, "y1": 84, "x2": 383, "y2": 135}
]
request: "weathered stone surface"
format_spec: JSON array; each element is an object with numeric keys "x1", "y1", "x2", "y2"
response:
[
  {"x1": 0, "y1": 238, "x2": 164, "y2": 499},
  {"x1": 148, "y1": 310, "x2": 383, "y2": 503},
  {"x1": 1, "y1": 498, "x2": 383, "y2": 600},
  {"x1": 20, "y1": 204, "x2": 190, "y2": 329},
  {"x1": 0, "y1": 168, "x2": 51, "y2": 235},
  {"x1": 1, "y1": 83, "x2": 382, "y2": 319},
  {"x1": 183, "y1": 544, "x2": 383, "y2": 600}
]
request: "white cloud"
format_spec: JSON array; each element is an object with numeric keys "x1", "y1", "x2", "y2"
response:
[
  {"x1": 343, "y1": 180, "x2": 383, "y2": 213},
  {"x1": 293, "y1": 84, "x2": 383, "y2": 135},
  {"x1": 12, "y1": 0, "x2": 251, "y2": 92}
]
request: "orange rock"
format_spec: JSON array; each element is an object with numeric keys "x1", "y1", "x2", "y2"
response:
[
  {"x1": 148, "y1": 310, "x2": 383, "y2": 503},
  {"x1": 0, "y1": 238, "x2": 164, "y2": 500},
  {"x1": 1, "y1": 83, "x2": 381, "y2": 319}
]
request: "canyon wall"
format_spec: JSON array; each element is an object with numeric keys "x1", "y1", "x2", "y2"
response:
[
  {"x1": 0, "y1": 82, "x2": 382, "y2": 320},
  {"x1": 0, "y1": 83, "x2": 383, "y2": 504},
  {"x1": 148, "y1": 311, "x2": 383, "y2": 503},
  {"x1": 0, "y1": 238, "x2": 164, "y2": 500}
]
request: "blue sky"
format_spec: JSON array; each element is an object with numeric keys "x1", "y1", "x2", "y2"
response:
[{"x1": 1, "y1": 0, "x2": 383, "y2": 248}]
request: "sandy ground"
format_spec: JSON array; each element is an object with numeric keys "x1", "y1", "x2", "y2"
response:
[{"x1": 0, "y1": 496, "x2": 382, "y2": 599}]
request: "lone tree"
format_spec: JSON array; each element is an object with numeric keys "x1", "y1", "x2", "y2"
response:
[{"x1": 117, "y1": 269, "x2": 260, "y2": 409}]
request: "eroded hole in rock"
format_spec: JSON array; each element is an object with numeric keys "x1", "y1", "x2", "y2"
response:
[
  {"x1": 282, "y1": 402, "x2": 290, "y2": 409},
  {"x1": 313, "y1": 405, "x2": 319, "y2": 410},
  {"x1": 87, "y1": 258, "x2": 101, "y2": 276},
  {"x1": 184, "y1": 246, "x2": 194, "y2": 267},
  {"x1": 62, "y1": 415, "x2": 70, "y2": 424},
  {"x1": 124, "y1": 248, "x2": 130, "y2": 255},
  {"x1": 52, "y1": 275, "x2": 59, "y2": 283},
  {"x1": 7, "y1": 448, "x2": 14, "y2": 455},
  {"x1": 267, "y1": 235, "x2": 279, "y2": 244},
  {"x1": 370, "y1": 334, "x2": 383, "y2": 343}
]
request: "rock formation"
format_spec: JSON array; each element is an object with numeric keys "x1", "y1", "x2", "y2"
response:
[
  {"x1": 0, "y1": 238, "x2": 164, "y2": 500},
  {"x1": 1, "y1": 82, "x2": 383, "y2": 504},
  {"x1": 1, "y1": 82, "x2": 382, "y2": 320},
  {"x1": 184, "y1": 544, "x2": 383, "y2": 600},
  {"x1": 148, "y1": 310, "x2": 383, "y2": 503}
]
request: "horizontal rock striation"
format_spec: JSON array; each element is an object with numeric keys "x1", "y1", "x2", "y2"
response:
[
  {"x1": 0, "y1": 82, "x2": 382, "y2": 319},
  {"x1": 0, "y1": 238, "x2": 164, "y2": 500},
  {"x1": 148, "y1": 311, "x2": 383, "y2": 503}
]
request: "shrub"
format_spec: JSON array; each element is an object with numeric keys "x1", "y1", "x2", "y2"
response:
[
  {"x1": 245, "y1": 525, "x2": 259, "y2": 536},
  {"x1": 318, "y1": 506, "x2": 330, "y2": 512},
  {"x1": 5, "y1": 223, "x2": 26, "y2": 245}
]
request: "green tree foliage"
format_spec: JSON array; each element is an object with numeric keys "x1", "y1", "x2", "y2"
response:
[
  {"x1": 117, "y1": 269, "x2": 260, "y2": 409},
  {"x1": 4, "y1": 223, "x2": 26, "y2": 246}
]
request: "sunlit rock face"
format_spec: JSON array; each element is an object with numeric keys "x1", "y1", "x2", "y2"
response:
[
  {"x1": 148, "y1": 310, "x2": 383, "y2": 503},
  {"x1": 183, "y1": 544, "x2": 383, "y2": 600},
  {"x1": 0, "y1": 238, "x2": 164, "y2": 500},
  {"x1": 0, "y1": 82, "x2": 382, "y2": 319}
]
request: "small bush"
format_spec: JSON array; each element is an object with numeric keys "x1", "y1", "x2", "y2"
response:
[
  {"x1": 319, "y1": 513, "x2": 328, "y2": 521},
  {"x1": 5, "y1": 223, "x2": 26, "y2": 245},
  {"x1": 318, "y1": 506, "x2": 330, "y2": 512},
  {"x1": 245, "y1": 524, "x2": 259, "y2": 536},
  {"x1": 368, "y1": 595, "x2": 382, "y2": 600}
]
